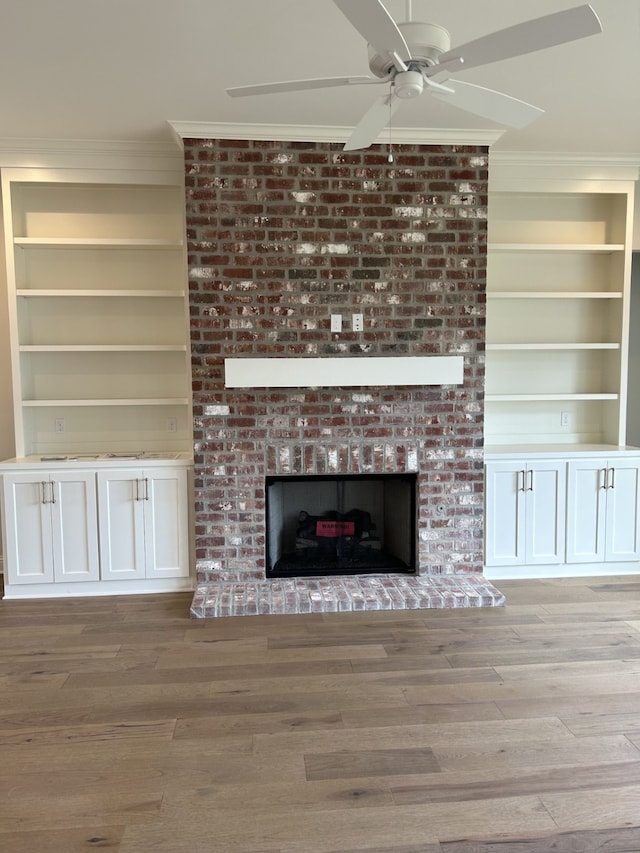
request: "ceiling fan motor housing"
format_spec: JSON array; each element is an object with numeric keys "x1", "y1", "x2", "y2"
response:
[{"x1": 367, "y1": 21, "x2": 451, "y2": 77}]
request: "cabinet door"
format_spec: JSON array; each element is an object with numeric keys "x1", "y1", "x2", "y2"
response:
[
  {"x1": 97, "y1": 470, "x2": 146, "y2": 581},
  {"x1": 142, "y1": 468, "x2": 189, "y2": 579},
  {"x1": 50, "y1": 472, "x2": 100, "y2": 582},
  {"x1": 525, "y1": 461, "x2": 566, "y2": 564},
  {"x1": 566, "y1": 461, "x2": 607, "y2": 563},
  {"x1": 605, "y1": 460, "x2": 640, "y2": 561},
  {"x1": 2, "y1": 474, "x2": 54, "y2": 584},
  {"x1": 485, "y1": 463, "x2": 525, "y2": 566}
]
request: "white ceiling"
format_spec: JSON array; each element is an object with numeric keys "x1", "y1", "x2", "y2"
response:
[{"x1": 0, "y1": 0, "x2": 639, "y2": 155}]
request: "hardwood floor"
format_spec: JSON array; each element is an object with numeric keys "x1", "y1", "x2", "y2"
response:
[{"x1": 2, "y1": 576, "x2": 640, "y2": 852}]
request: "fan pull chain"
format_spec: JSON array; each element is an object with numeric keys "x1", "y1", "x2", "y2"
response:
[{"x1": 388, "y1": 89, "x2": 394, "y2": 163}]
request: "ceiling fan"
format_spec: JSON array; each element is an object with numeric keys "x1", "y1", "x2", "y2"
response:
[{"x1": 227, "y1": 0, "x2": 602, "y2": 150}]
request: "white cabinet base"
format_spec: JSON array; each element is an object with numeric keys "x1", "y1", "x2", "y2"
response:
[
  {"x1": 0, "y1": 458, "x2": 193, "y2": 599},
  {"x1": 2, "y1": 576, "x2": 193, "y2": 600},
  {"x1": 485, "y1": 561, "x2": 640, "y2": 580},
  {"x1": 485, "y1": 448, "x2": 640, "y2": 581}
]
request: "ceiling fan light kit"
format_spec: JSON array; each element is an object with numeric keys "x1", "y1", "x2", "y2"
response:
[{"x1": 226, "y1": 1, "x2": 603, "y2": 151}]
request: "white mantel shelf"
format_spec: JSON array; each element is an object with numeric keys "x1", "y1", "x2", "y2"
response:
[{"x1": 224, "y1": 356, "x2": 464, "y2": 389}]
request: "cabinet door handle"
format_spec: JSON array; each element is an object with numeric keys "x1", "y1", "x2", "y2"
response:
[
  {"x1": 40, "y1": 481, "x2": 56, "y2": 504},
  {"x1": 527, "y1": 469, "x2": 534, "y2": 492},
  {"x1": 135, "y1": 478, "x2": 140, "y2": 501},
  {"x1": 608, "y1": 467, "x2": 616, "y2": 490},
  {"x1": 143, "y1": 477, "x2": 150, "y2": 501},
  {"x1": 600, "y1": 468, "x2": 608, "y2": 490},
  {"x1": 518, "y1": 470, "x2": 526, "y2": 492}
]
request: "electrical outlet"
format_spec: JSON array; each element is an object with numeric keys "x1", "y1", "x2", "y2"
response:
[
  {"x1": 560, "y1": 411, "x2": 570, "y2": 428},
  {"x1": 166, "y1": 417, "x2": 178, "y2": 433},
  {"x1": 331, "y1": 314, "x2": 342, "y2": 333},
  {"x1": 54, "y1": 418, "x2": 65, "y2": 433},
  {"x1": 352, "y1": 313, "x2": 363, "y2": 332}
]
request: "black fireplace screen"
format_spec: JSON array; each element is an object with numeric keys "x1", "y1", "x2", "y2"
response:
[{"x1": 265, "y1": 474, "x2": 416, "y2": 578}]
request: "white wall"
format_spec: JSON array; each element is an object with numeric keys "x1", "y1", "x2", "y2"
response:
[{"x1": 635, "y1": 182, "x2": 640, "y2": 249}]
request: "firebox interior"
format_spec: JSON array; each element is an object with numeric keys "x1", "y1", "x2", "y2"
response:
[{"x1": 265, "y1": 473, "x2": 417, "y2": 578}]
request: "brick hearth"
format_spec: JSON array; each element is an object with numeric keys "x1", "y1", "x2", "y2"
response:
[{"x1": 183, "y1": 137, "x2": 494, "y2": 616}]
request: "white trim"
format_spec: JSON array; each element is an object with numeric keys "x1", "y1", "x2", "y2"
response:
[
  {"x1": 2, "y1": 576, "x2": 194, "y2": 599},
  {"x1": 168, "y1": 120, "x2": 503, "y2": 148},
  {"x1": 490, "y1": 150, "x2": 640, "y2": 182},
  {"x1": 0, "y1": 137, "x2": 183, "y2": 173},
  {"x1": 224, "y1": 355, "x2": 464, "y2": 389},
  {"x1": 485, "y1": 562, "x2": 640, "y2": 580}
]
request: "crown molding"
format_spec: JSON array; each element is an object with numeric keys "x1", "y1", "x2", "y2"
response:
[
  {"x1": 0, "y1": 137, "x2": 183, "y2": 172},
  {"x1": 490, "y1": 150, "x2": 640, "y2": 182},
  {"x1": 168, "y1": 120, "x2": 504, "y2": 148}
]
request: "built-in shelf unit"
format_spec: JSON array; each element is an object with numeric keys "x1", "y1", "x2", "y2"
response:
[
  {"x1": 485, "y1": 178, "x2": 635, "y2": 449},
  {"x1": 1, "y1": 169, "x2": 192, "y2": 457}
]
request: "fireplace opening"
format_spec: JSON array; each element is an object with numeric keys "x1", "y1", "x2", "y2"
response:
[{"x1": 265, "y1": 473, "x2": 417, "y2": 578}]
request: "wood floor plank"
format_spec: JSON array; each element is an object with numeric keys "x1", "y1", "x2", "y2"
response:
[
  {"x1": 118, "y1": 798, "x2": 556, "y2": 852},
  {"x1": 339, "y1": 702, "x2": 505, "y2": 727},
  {"x1": 160, "y1": 777, "x2": 396, "y2": 814},
  {"x1": 252, "y1": 717, "x2": 575, "y2": 757},
  {"x1": 542, "y1": 782, "x2": 640, "y2": 831},
  {"x1": 1, "y1": 788, "x2": 163, "y2": 832},
  {"x1": 390, "y1": 760, "x2": 640, "y2": 804},
  {"x1": 440, "y1": 826, "x2": 640, "y2": 852},
  {"x1": 173, "y1": 709, "x2": 345, "y2": 739},
  {"x1": 304, "y1": 747, "x2": 441, "y2": 781},
  {"x1": 404, "y1": 670, "x2": 640, "y2": 706},
  {"x1": 433, "y1": 734, "x2": 640, "y2": 773},
  {"x1": 0, "y1": 827, "x2": 126, "y2": 853},
  {"x1": 497, "y1": 691, "x2": 640, "y2": 721},
  {"x1": 0, "y1": 719, "x2": 176, "y2": 746}
]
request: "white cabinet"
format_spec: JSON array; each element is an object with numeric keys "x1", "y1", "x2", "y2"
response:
[
  {"x1": 486, "y1": 179, "x2": 635, "y2": 448},
  {"x1": 485, "y1": 460, "x2": 566, "y2": 567},
  {"x1": 566, "y1": 457, "x2": 640, "y2": 563},
  {"x1": 97, "y1": 467, "x2": 189, "y2": 582},
  {"x1": 2, "y1": 470, "x2": 99, "y2": 585},
  {"x1": 0, "y1": 460, "x2": 192, "y2": 598},
  {"x1": 0, "y1": 170, "x2": 191, "y2": 458}
]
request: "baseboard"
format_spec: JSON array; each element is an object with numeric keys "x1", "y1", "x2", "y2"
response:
[{"x1": 485, "y1": 561, "x2": 640, "y2": 580}]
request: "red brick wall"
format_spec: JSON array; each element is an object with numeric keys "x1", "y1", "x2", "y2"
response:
[{"x1": 183, "y1": 138, "x2": 487, "y2": 580}]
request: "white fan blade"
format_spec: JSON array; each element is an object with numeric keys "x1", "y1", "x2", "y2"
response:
[
  {"x1": 431, "y1": 79, "x2": 544, "y2": 129},
  {"x1": 438, "y1": 4, "x2": 602, "y2": 72},
  {"x1": 344, "y1": 92, "x2": 401, "y2": 151},
  {"x1": 227, "y1": 75, "x2": 376, "y2": 98},
  {"x1": 333, "y1": 0, "x2": 411, "y2": 60}
]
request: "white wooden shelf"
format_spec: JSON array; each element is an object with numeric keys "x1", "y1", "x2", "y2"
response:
[
  {"x1": 487, "y1": 292, "x2": 623, "y2": 300},
  {"x1": 14, "y1": 237, "x2": 183, "y2": 249},
  {"x1": 489, "y1": 243, "x2": 625, "y2": 253},
  {"x1": 22, "y1": 398, "x2": 190, "y2": 407},
  {"x1": 486, "y1": 393, "x2": 619, "y2": 403},
  {"x1": 17, "y1": 289, "x2": 185, "y2": 298},
  {"x1": 486, "y1": 343, "x2": 620, "y2": 351},
  {"x1": 19, "y1": 345, "x2": 187, "y2": 352}
]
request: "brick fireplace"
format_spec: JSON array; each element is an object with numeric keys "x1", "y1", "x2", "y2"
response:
[{"x1": 183, "y1": 136, "x2": 503, "y2": 616}]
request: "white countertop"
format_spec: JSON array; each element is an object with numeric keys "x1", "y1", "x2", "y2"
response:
[
  {"x1": 484, "y1": 444, "x2": 640, "y2": 460},
  {"x1": 0, "y1": 452, "x2": 193, "y2": 470}
]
